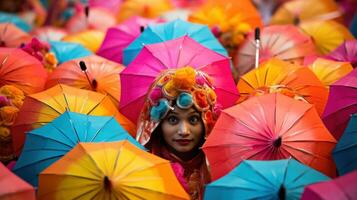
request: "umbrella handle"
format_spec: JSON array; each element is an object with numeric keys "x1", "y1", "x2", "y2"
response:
[{"x1": 254, "y1": 28, "x2": 260, "y2": 69}]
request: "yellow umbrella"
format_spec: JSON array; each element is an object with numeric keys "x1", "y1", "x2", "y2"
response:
[
  {"x1": 38, "y1": 141, "x2": 189, "y2": 200},
  {"x1": 62, "y1": 30, "x2": 105, "y2": 52}
]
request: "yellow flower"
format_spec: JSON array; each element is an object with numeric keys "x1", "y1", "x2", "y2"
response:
[
  {"x1": 11, "y1": 98, "x2": 24, "y2": 108},
  {"x1": 172, "y1": 67, "x2": 196, "y2": 90},
  {"x1": 207, "y1": 88, "x2": 217, "y2": 104},
  {"x1": 44, "y1": 52, "x2": 58, "y2": 72},
  {"x1": 0, "y1": 106, "x2": 19, "y2": 126},
  {"x1": 0, "y1": 85, "x2": 25, "y2": 101},
  {"x1": 0, "y1": 126, "x2": 10, "y2": 138},
  {"x1": 163, "y1": 80, "x2": 178, "y2": 98}
]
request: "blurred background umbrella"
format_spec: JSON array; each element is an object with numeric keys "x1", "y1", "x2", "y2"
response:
[
  {"x1": 301, "y1": 170, "x2": 357, "y2": 200},
  {"x1": 0, "y1": 11, "x2": 32, "y2": 32},
  {"x1": 62, "y1": 30, "x2": 105, "y2": 52},
  {"x1": 204, "y1": 159, "x2": 330, "y2": 200},
  {"x1": 30, "y1": 26, "x2": 68, "y2": 42},
  {"x1": 11, "y1": 84, "x2": 136, "y2": 156},
  {"x1": 204, "y1": 93, "x2": 336, "y2": 180},
  {"x1": 0, "y1": 163, "x2": 36, "y2": 200},
  {"x1": 123, "y1": 19, "x2": 228, "y2": 65},
  {"x1": 38, "y1": 141, "x2": 189, "y2": 200},
  {"x1": 120, "y1": 36, "x2": 238, "y2": 124},
  {"x1": 88, "y1": 0, "x2": 123, "y2": 14},
  {"x1": 13, "y1": 111, "x2": 144, "y2": 187},
  {"x1": 0, "y1": 23, "x2": 31, "y2": 48},
  {"x1": 49, "y1": 40, "x2": 92, "y2": 64},
  {"x1": 333, "y1": 114, "x2": 357, "y2": 176},
  {"x1": 322, "y1": 68, "x2": 357, "y2": 140},
  {"x1": 325, "y1": 40, "x2": 357, "y2": 68}
]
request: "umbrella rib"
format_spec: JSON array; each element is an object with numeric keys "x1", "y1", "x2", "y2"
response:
[
  {"x1": 88, "y1": 118, "x2": 112, "y2": 142},
  {"x1": 67, "y1": 112, "x2": 82, "y2": 143},
  {"x1": 279, "y1": 106, "x2": 311, "y2": 138},
  {"x1": 242, "y1": 161, "x2": 279, "y2": 189}
]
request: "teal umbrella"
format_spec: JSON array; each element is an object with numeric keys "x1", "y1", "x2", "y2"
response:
[
  {"x1": 204, "y1": 159, "x2": 330, "y2": 200},
  {"x1": 13, "y1": 111, "x2": 144, "y2": 187},
  {"x1": 333, "y1": 114, "x2": 357, "y2": 176},
  {"x1": 49, "y1": 40, "x2": 92, "y2": 64},
  {"x1": 123, "y1": 19, "x2": 228, "y2": 65},
  {"x1": 0, "y1": 12, "x2": 31, "y2": 32}
]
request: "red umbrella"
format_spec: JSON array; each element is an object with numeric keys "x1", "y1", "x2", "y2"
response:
[{"x1": 0, "y1": 23, "x2": 31, "y2": 48}]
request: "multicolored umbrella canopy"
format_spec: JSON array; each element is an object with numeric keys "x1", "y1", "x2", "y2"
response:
[
  {"x1": 204, "y1": 159, "x2": 330, "y2": 200},
  {"x1": 38, "y1": 141, "x2": 189, "y2": 200},
  {"x1": 120, "y1": 36, "x2": 238, "y2": 124},
  {"x1": 0, "y1": 47, "x2": 47, "y2": 95},
  {"x1": 97, "y1": 16, "x2": 162, "y2": 64},
  {"x1": 31, "y1": 26, "x2": 68, "y2": 42},
  {"x1": 301, "y1": 170, "x2": 357, "y2": 200},
  {"x1": 0, "y1": 23, "x2": 31, "y2": 48},
  {"x1": 322, "y1": 68, "x2": 357, "y2": 140},
  {"x1": 0, "y1": 163, "x2": 36, "y2": 200},
  {"x1": 123, "y1": 19, "x2": 228, "y2": 65},
  {"x1": 204, "y1": 93, "x2": 337, "y2": 180},
  {"x1": 0, "y1": 11, "x2": 32, "y2": 32},
  {"x1": 49, "y1": 40, "x2": 92, "y2": 64},
  {"x1": 235, "y1": 25, "x2": 317, "y2": 77},
  {"x1": 62, "y1": 30, "x2": 105, "y2": 52},
  {"x1": 11, "y1": 84, "x2": 136, "y2": 156},
  {"x1": 325, "y1": 40, "x2": 357, "y2": 68},
  {"x1": 13, "y1": 111, "x2": 144, "y2": 187},
  {"x1": 237, "y1": 59, "x2": 328, "y2": 116},
  {"x1": 333, "y1": 114, "x2": 357, "y2": 176}
]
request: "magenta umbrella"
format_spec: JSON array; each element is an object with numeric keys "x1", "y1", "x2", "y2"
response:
[
  {"x1": 97, "y1": 16, "x2": 163, "y2": 64},
  {"x1": 322, "y1": 68, "x2": 357, "y2": 140},
  {"x1": 120, "y1": 35, "x2": 238, "y2": 123},
  {"x1": 325, "y1": 40, "x2": 357, "y2": 68},
  {"x1": 301, "y1": 170, "x2": 357, "y2": 200}
]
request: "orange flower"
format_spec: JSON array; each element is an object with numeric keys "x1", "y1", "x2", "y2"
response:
[
  {"x1": 207, "y1": 88, "x2": 217, "y2": 104},
  {"x1": 163, "y1": 80, "x2": 179, "y2": 98},
  {"x1": 172, "y1": 67, "x2": 196, "y2": 90},
  {"x1": 0, "y1": 126, "x2": 10, "y2": 139},
  {"x1": 0, "y1": 85, "x2": 25, "y2": 102},
  {"x1": 0, "y1": 106, "x2": 19, "y2": 126},
  {"x1": 193, "y1": 89, "x2": 209, "y2": 110},
  {"x1": 44, "y1": 52, "x2": 58, "y2": 72}
]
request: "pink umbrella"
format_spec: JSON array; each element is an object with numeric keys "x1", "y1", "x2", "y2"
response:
[
  {"x1": 301, "y1": 170, "x2": 357, "y2": 200},
  {"x1": 322, "y1": 68, "x2": 357, "y2": 140},
  {"x1": 325, "y1": 40, "x2": 357, "y2": 68},
  {"x1": 120, "y1": 35, "x2": 238, "y2": 123},
  {"x1": 97, "y1": 16, "x2": 163, "y2": 64},
  {"x1": 89, "y1": 0, "x2": 122, "y2": 14}
]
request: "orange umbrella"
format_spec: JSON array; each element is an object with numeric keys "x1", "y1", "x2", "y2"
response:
[
  {"x1": 38, "y1": 141, "x2": 189, "y2": 200},
  {"x1": 11, "y1": 84, "x2": 136, "y2": 156},
  {"x1": 62, "y1": 30, "x2": 105, "y2": 52},
  {"x1": 237, "y1": 58, "x2": 328, "y2": 115},
  {"x1": 0, "y1": 163, "x2": 36, "y2": 200},
  {"x1": 203, "y1": 93, "x2": 337, "y2": 180},
  {"x1": 46, "y1": 55, "x2": 124, "y2": 107},
  {"x1": 0, "y1": 23, "x2": 31, "y2": 48},
  {"x1": 0, "y1": 47, "x2": 47, "y2": 95}
]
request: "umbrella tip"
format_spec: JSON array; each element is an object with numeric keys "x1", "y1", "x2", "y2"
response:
[
  {"x1": 140, "y1": 26, "x2": 145, "y2": 33},
  {"x1": 293, "y1": 17, "x2": 300, "y2": 25},
  {"x1": 79, "y1": 61, "x2": 87, "y2": 71},
  {"x1": 278, "y1": 185, "x2": 286, "y2": 200},
  {"x1": 273, "y1": 137, "x2": 282, "y2": 148},
  {"x1": 85, "y1": 6, "x2": 90, "y2": 18},
  {"x1": 92, "y1": 79, "x2": 98, "y2": 90},
  {"x1": 103, "y1": 176, "x2": 112, "y2": 192},
  {"x1": 254, "y1": 27, "x2": 260, "y2": 41}
]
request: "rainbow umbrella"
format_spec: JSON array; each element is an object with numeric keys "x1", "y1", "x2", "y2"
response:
[
  {"x1": 0, "y1": 11, "x2": 31, "y2": 32},
  {"x1": 49, "y1": 40, "x2": 92, "y2": 64}
]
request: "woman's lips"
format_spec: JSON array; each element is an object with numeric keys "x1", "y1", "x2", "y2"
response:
[{"x1": 174, "y1": 139, "x2": 192, "y2": 146}]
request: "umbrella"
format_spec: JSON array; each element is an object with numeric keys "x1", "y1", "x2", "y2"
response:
[
  {"x1": 299, "y1": 20, "x2": 354, "y2": 55},
  {"x1": 322, "y1": 68, "x2": 357, "y2": 140},
  {"x1": 237, "y1": 58, "x2": 328, "y2": 116},
  {"x1": 38, "y1": 141, "x2": 189, "y2": 200},
  {"x1": 120, "y1": 36, "x2": 238, "y2": 124},
  {"x1": 0, "y1": 23, "x2": 31, "y2": 48},
  {"x1": 88, "y1": 0, "x2": 122, "y2": 14},
  {"x1": 203, "y1": 93, "x2": 337, "y2": 180},
  {"x1": 11, "y1": 84, "x2": 136, "y2": 156},
  {"x1": 46, "y1": 55, "x2": 124, "y2": 107},
  {"x1": 13, "y1": 111, "x2": 144, "y2": 187},
  {"x1": 308, "y1": 58, "x2": 353, "y2": 87},
  {"x1": 62, "y1": 30, "x2": 105, "y2": 52},
  {"x1": 0, "y1": 47, "x2": 47, "y2": 95},
  {"x1": 351, "y1": 14, "x2": 357, "y2": 37},
  {"x1": 325, "y1": 40, "x2": 357, "y2": 68},
  {"x1": 235, "y1": 25, "x2": 317, "y2": 77},
  {"x1": 49, "y1": 40, "x2": 92, "y2": 64},
  {"x1": 116, "y1": 0, "x2": 173, "y2": 22},
  {"x1": 332, "y1": 114, "x2": 357, "y2": 175},
  {"x1": 123, "y1": 19, "x2": 228, "y2": 66},
  {"x1": 30, "y1": 26, "x2": 68, "y2": 42},
  {"x1": 301, "y1": 170, "x2": 357, "y2": 200},
  {"x1": 0, "y1": 163, "x2": 36, "y2": 200},
  {"x1": 204, "y1": 159, "x2": 330, "y2": 200},
  {"x1": 97, "y1": 16, "x2": 162, "y2": 64},
  {"x1": 0, "y1": 11, "x2": 32, "y2": 32}
]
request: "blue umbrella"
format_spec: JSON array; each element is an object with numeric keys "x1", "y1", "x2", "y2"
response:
[
  {"x1": 204, "y1": 159, "x2": 330, "y2": 200},
  {"x1": 350, "y1": 14, "x2": 357, "y2": 38},
  {"x1": 123, "y1": 19, "x2": 228, "y2": 66},
  {"x1": 49, "y1": 40, "x2": 92, "y2": 64},
  {"x1": 333, "y1": 114, "x2": 357, "y2": 176},
  {"x1": 13, "y1": 111, "x2": 145, "y2": 187},
  {"x1": 0, "y1": 12, "x2": 31, "y2": 32}
]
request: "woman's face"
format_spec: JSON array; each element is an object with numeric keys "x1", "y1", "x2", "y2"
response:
[{"x1": 161, "y1": 106, "x2": 204, "y2": 159}]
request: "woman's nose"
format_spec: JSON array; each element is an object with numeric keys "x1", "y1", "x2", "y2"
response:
[{"x1": 178, "y1": 121, "x2": 190, "y2": 135}]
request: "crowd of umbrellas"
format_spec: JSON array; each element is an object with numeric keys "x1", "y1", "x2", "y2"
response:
[{"x1": 0, "y1": 0, "x2": 356, "y2": 199}]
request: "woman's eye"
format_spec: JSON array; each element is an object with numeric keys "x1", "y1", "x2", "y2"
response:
[
  {"x1": 189, "y1": 116, "x2": 200, "y2": 125},
  {"x1": 167, "y1": 116, "x2": 178, "y2": 124}
]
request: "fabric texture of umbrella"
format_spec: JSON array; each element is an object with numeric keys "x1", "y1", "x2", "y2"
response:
[
  {"x1": 49, "y1": 40, "x2": 92, "y2": 64},
  {"x1": 123, "y1": 19, "x2": 228, "y2": 66},
  {"x1": 325, "y1": 40, "x2": 357, "y2": 68},
  {"x1": 203, "y1": 93, "x2": 337, "y2": 180},
  {"x1": 0, "y1": 163, "x2": 36, "y2": 200},
  {"x1": 13, "y1": 111, "x2": 144, "y2": 187},
  {"x1": 97, "y1": 16, "x2": 162, "y2": 64},
  {"x1": 62, "y1": 30, "x2": 105, "y2": 52},
  {"x1": 120, "y1": 35, "x2": 238, "y2": 124},
  {"x1": 0, "y1": 23, "x2": 31, "y2": 48},
  {"x1": 31, "y1": 26, "x2": 68, "y2": 42},
  {"x1": 0, "y1": 47, "x2": 47, "y2": 95},
  {"x1": 46, "y1": 55, "x2": 124, "y2": 107},
  {"x1": 235, "y1": 25, "x2": 317, "y2": 77},
  {"x1": 333, "y1": 114, "x2": 357, "y2": 175},
  {"x1": 322, "y1": 68, "x2": 357, "y2": 140},
  {"x1": 237, "y1": 59, "x2": 328, "y2": 116},
  {"x1": 0, "y1": 11, "x2": 32, "y2": 32},
  {"x1": 11, "y1": 84, "x2": 136, "y2": 156},
  {"x1": 301, "y1": 170, "x2": 357, "y2": 200},
  {"x1": 204, "y1": 159, "x2": 330, "y2": 200},
  {"x1": 38, "y1": 141, "x2": 189, "y2": 200}
]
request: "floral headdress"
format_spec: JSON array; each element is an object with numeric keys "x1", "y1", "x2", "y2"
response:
[{"x1": 136, "y1": 66, "x2": 221, "y2": 145}]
